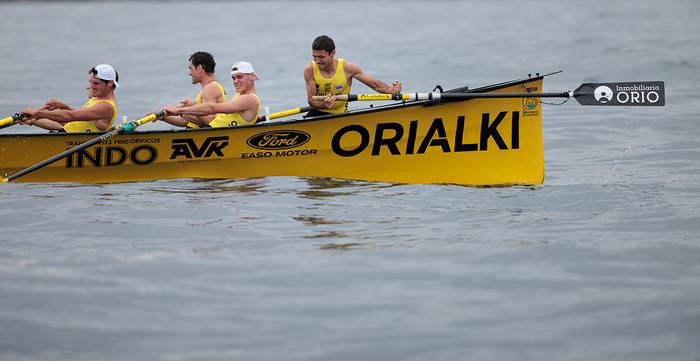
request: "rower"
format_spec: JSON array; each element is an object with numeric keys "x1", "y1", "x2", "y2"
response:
[
  {"x1": 303, "y1": 35, "x2": 402, "y2": 117},
  {"x1": 160, "y1": 51, "x2": 227, "y2": 128},
  {"x1": 162, "y1": 61, "x2": 260, "y2": 128},
  {"x1": 20, "y1": 64, "x2": 118, "y2": 132}
]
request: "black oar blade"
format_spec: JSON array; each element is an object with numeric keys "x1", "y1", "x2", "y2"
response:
[{"x1": 574, "y1": 81, "x2": 665, "y2": 106}]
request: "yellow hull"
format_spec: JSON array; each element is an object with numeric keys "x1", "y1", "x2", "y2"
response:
[{"x1": 0, "y1": 77, "x2": 545, "y2": 185}]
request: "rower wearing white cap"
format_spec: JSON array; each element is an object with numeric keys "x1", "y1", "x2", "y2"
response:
[
  {"x1": 162, "y1": 61, "x2": 260, "y2": 128},
  {"x1": 20, "y1": 64, "x2": 118, "y2": 132}
]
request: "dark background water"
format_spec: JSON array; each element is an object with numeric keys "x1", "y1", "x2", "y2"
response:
[{"x1": 1, "y1": 1, "x2": 699, "y2": 361}]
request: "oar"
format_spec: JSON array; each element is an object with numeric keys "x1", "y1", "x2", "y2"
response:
[
  {"x1": 313, "y1": 92, "x2": 572, "y2": 102},
  {"x1": 0, "y1": 113, "x2": 27, "y2": 130},
  {"x1": 1, "y1": 111, "x2": 164, "y2": 183},
  {"x1": 257, "y1": 106, "x2": 311, "y2": 122},
  {"x1": 312, "y1": 81, "x2": 665, "y2": 106}
]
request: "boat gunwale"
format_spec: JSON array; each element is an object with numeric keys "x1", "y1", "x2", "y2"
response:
[{"x1": 0, "y1": 72, "x2": 553, "y2": 139}]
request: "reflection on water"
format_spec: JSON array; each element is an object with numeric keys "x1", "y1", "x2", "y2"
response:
[
  {"x1": 297, "y1": 177, "x2": 369, "y2": 199},
  {"x1": 292, "y1": 216, "x2": 346, "y2": 226},
  {"x1": 319, "y1": 242, "x2": 365, "y2": 250},
  {"x1": 303, "y1": 177, "x2": 366, "y2": 190},
  {"x1": 144, "y1": 177, "x2": 268, "y2": 195},
  {"x1": 305, "y1": 231, "x2": 350, "y2": 239},
  {"x1": 297, "y1": 177, "x2": 399, "y2": 199},
  {"x1": 186, "y1": 218, "x2": 224, "y2": 227}
]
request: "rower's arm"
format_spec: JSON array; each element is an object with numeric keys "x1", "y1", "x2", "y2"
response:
[
  {"x1": 24, "y1": 118, "x2": 64, "y2": 131},
  {"x1": 304, "y1": 64, "x2": 327, "y2": 109},
  {"x1": 24, "y1": 102, "x2": 113, "y2": 131},
  {"x1": 347, "y1": 61, "x2": 402, "y2": 94},
  {"x1": 42, "y1": 99, "x2": 72, "y2": 110},
  {"x1": 169, "y1": 95, "x2": 256, "y2": 118},
  {"x1": 161, "y1": 115, "x2": 191, "y2": 127}
]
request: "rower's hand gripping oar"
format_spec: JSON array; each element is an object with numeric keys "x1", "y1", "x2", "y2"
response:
[
  {"x1": 1, "y1": 111, "x2": 164, "y2": 183},
  {"x1": 0, "y1": 113, "x2": 28, "y2": 130},
  {"x1": 257, "y1": 106, "x2": 311, "y2": 122}
]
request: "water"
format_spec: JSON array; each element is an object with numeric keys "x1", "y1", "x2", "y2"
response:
[{"x1": 1, "y1": 1, "x2": 700, "y2": 360}]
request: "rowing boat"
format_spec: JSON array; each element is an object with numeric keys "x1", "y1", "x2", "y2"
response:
[
  {"x1": 0, "y1": 73, "x2": 548, "y2": 185},
  {"x1": 1, "y1": 73, "x2": 547, "y2": 185}
]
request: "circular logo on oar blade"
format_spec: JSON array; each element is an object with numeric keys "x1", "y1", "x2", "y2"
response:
[
  {"x1": 594, "y1": 85, "x2": 614, "y2": 103},
  {"x1": 247, "y1": 130, "x2": 310, "y2": 150}
]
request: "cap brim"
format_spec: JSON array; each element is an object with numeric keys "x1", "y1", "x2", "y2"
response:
[{"x1": 231, "y1": 72, "x2": 259, "y2": 80}]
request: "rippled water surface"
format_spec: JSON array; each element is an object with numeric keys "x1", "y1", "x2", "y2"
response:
[{"x1": 1, "y1": 1, "x2": 699, "y2": 361}]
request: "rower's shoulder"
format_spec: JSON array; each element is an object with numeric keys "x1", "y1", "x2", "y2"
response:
[
  {"x1": 237, "y1": 93, "x2": 260, "y2": 109},
  {"x1": 203, "y1": 80, "x2": 222, "y2": 90},
  {"x1": 342, "y1": 59, "x2": 361, "y2": 74},
  {"x1": 237, "y1": 92, "x2": 259, "y2": 102},
  {"x1": 242, "y1": 92, "x2": 258, "y2": 98},
  {"x1": 202, "y1": 80, "x2": 225, "y2": 97},
  {"x1": 91, "y1": 97, "x2": 116, "y2": 107},
  {"x1": 303, "y1": 62, "x2": 315, "y2": 79}
]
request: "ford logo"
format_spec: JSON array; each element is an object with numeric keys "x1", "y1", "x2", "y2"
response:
[{"x1": 247, "y1": 130, "x2": 311, "y2": 150}]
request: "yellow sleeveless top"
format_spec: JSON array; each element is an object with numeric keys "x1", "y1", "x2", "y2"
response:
[
  {"x1": 312, "y1": 58, "x2": 350, "y2": 114},
  {"x1": 62, "y1": 98, "x2": 117, "y2": 133},
  {"x1": 208, "y1": 94, "x2": 260, "y2": 128},
  {"x1": 187, "y1": 80, "x2": 227, "y2": 128}
]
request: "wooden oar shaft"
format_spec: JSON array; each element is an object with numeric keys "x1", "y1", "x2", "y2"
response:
[
  {"x1": 2, "y1": 111, "x2": 163, "y2": 183},
  {"x1": 313, "y1": 92, "x2": 572, "y2": 102},
  {"x1": 257, "y1": 106, "x2": 311, "y2": 122}
]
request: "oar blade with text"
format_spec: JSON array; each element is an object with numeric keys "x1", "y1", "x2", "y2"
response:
[{"x1": 313, "y1": 81, "x2": 666, "y2": 107}]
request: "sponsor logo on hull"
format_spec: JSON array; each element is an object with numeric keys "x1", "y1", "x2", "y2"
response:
[
  {"x1": 523, "y1": 85, "x2": 539, "y2": 116},
  {"x1": 331, "y1": 111, "x2": 522, "y2": 157},
  {"x1": 65, "y1": 145, "x2": 158, "y2": 168},
  {"x1": 170, "y1": 136, "x2": 229, "y2": 159},
  {"x1": 247, "y1": 130, "x2": 310, "y2": 150},
  {"x1": 243, "y1": 130, "x2": 317, "y2": 159}
]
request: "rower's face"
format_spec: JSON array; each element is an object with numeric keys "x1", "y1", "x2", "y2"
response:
[
  {"x1": 88, "y1": 75, "x2": 109, "y2": 97},
  {"x1": 188, "y1": 61, "x2": 201, "y2": 84},
  {"x1": 232, "y1": 73, "x2": 255, "y2": 92},
  {"x1": 312, "y1": 50, "x2": 335, "y2": 69}
]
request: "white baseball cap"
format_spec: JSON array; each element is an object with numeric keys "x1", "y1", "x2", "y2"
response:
[
  {"x1": 92, "y1": 64, "x2": 119, "y2": 87},
  {"x1": 231, "y1": 61, "x2": 259, "y2": 80}
]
